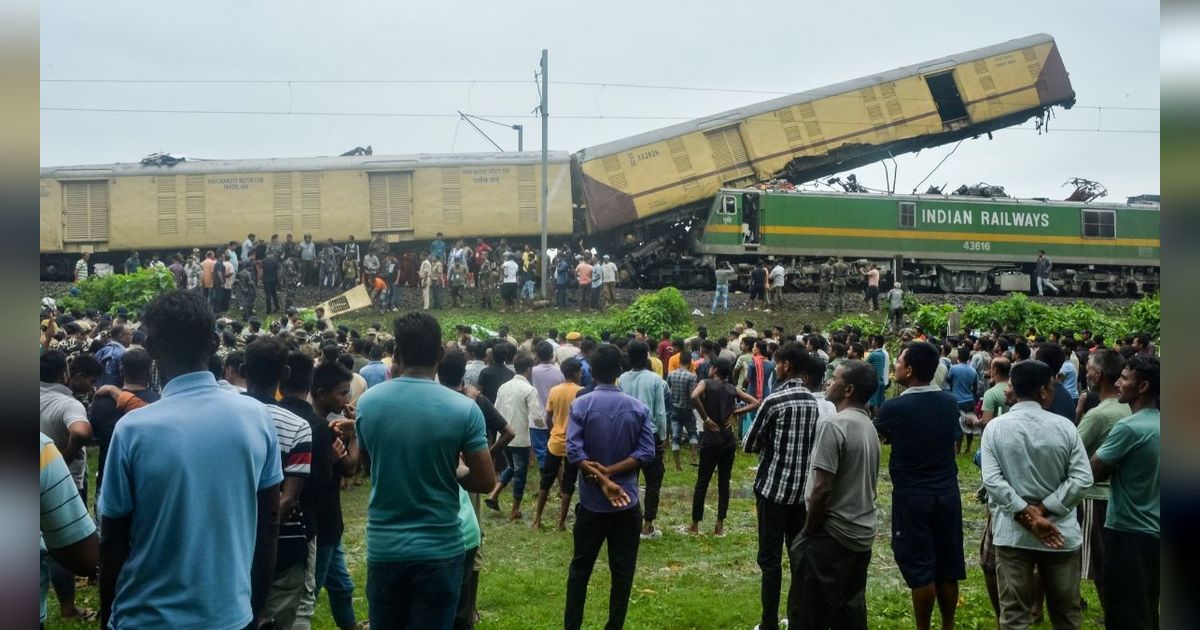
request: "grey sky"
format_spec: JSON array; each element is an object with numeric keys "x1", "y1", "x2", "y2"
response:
[{"x1": 40, "y1": 1, "x2": 1159, "y2": 200}]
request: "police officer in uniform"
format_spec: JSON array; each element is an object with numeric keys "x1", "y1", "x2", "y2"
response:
[
  {"x1": 237, "y1": 264, "x2": 256, "y2": 321},
  {"x1": 831, "y1": 256, "x2": 849, "y2": 313},
  {"x1": 818, "y1": 257, "x2": 835, "y2": 312},
  {"x1": 281, "y1": 255, "x2": 301, "y2": 311}
]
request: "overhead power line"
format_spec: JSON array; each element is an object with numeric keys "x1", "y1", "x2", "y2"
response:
[
  {"x1": 39, "y1": 77, "x2": 1159, "y2": 112},
  {"x1": 38, "y1": 106, "x2": 1162, "y2": 135}
]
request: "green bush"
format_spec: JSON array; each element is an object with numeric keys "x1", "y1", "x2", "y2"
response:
[
  {"x1": 957, "y1": 292, "x2": 1135, "y2": 341},
  {"x1": 56, "y1": 267, "x2": 177, "y2": 316},
  {"x1": 826, "y1": 313, "x2": 886, "y2": 336},
  {"x1": 910, "y1": 303, "x2": 958, "y2": 335},
  {"x1": 1126, "y1": 294, "x2": 1160, "y2": 339},
  {"x1": 614, "y1": 287, "x2": 692, "y2": 338}
]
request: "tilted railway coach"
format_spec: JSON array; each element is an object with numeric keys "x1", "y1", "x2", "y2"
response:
[
  {"x1": 692, "y1": 189, "x2": 1160, "y2": 296},
  {"x1": 40, "y1": 152, "x2": 573, "y2": 274},
  {"x1": 573, "y1": 32, "x2": 1074, "y2": 245}
]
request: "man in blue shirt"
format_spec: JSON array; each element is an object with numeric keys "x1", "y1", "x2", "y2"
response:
[
  {"x1": 1035, "y1": 343, "x2": 1077, "y2": 422},
  {"x1": 359, "y1": 343, "x2": 389, "y2": 389},
  {"x1": 872, "y1": 341, "x2": 965, "y2": 630},
  {"x1": 945, "y1": 347, "x2": 978, "y2": 453},
  {"x1": 431, "y1": 232, "x2": 447, "y2": 264},
  {"x1": 99, "y1": 290, "x2": 282, "y2": 630},
  {"x1": 94, "y1": 325, "x2": 132, "y2": 387},
  {"x1": 565, "y1": 344, "x2": 657, "y2": 630},
  {"x1": 618, "y1": 341, "x2": 668, "y2": 540},
  {"x1": 356, "y1": 312, "x2": 496, "y2": 629}
]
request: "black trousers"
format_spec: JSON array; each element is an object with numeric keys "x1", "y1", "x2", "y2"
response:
[
  {"x1": 1103, "y1": 528, "x2": 1159, "y2": 630},
  {"x1": 640, "y1": 438, "x2": 664, "y2": 522},
  {"x1": 564, "y1": 505, "x2": 642, "y2": 630},
  {"x1": 756, "y1": 496, "x2": 807, "y2": 630},
  {"x1": 453, "y1": 547, "x2": 479, "y2": 630},
  {"x1": 789, "y1": 530, "x2": 871, "y2": 630},
  {"x1": 692, "y1": 445, "x2": 735, "y2": 522},
  {"x1": 264, "y1": 281, "x2": 279, "y2": 313}
]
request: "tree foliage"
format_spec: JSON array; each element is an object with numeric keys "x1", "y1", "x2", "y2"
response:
[{"x1": 56, "y1": 267, "x2": 177, "y2": 316}]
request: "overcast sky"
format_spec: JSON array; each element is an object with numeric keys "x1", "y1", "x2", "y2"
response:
[{"x1": 40, "y1": 1, "x2": 1159, "y2": 200}]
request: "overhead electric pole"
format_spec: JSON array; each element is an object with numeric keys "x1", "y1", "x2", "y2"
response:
[{"x1": 539, "y1": 49, "x2": 550, "y2": 299}]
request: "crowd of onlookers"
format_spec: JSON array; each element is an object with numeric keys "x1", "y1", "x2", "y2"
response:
[
  {"x1": 39, "y1": 283, "x2": 1160, "y2": 629},
  {"x1": 71, "y1": 232, "x2": 628, "y2": 317}
]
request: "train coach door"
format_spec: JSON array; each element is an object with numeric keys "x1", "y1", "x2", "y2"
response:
[{"x1": 742, "y1": 192, "x2": 761, "y2": 248}]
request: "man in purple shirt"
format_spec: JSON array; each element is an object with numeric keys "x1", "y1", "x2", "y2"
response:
[{"x1": 565, "y1": 344, "x2": 657, "y2": 630}]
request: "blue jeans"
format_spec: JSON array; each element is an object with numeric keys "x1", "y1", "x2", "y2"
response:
[
  {"x1": 529, "y1": 428, "x2": 550, "y2": 470},
  {"x1": 499, "y1": 446, "x2": 530, "y2": 499},
  {"x1": 556, "y1": 283, "x2": 568, "y2": 308},
  {"x1": 522, "y1": 280, "x2": 536, "y2": 300},
  {"x1": 367, "y1": 555, "x2": 464, "y2": 629},
  {"x1": 314, "y1": 539, "x2": 357, "y2": 629},
  {"x1": 712, "y1": 284, "x2": 729, "y2": 313}
]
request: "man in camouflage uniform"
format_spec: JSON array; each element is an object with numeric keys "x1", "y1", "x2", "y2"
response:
[
  {"x1": 281, "y1": 255, "x2": 301, "y2": 311},
  {"x1": 831, "y1": 256, "x2": 850, "y2": 314},
  {"x1": 818, "y1": 256, "x2": 835, "y2": 312},
  {"x1": 237, "y1": 264, "x2": 256, "y2": 321}
]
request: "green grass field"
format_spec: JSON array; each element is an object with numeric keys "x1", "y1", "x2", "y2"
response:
[{"x1": 49, "y1": 446, "x2": 1103, "y2": 629}]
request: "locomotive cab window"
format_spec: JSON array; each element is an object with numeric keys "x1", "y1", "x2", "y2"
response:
[
  {"x1": 1081, "y1": 209, "x2": 1115, "y2": 239},
  {"x1": 898, "y1": 201, "x2": 916, "y2": 228},
  {"x1": 718, "y1": 195, "x2": 737, "y2": 215}
]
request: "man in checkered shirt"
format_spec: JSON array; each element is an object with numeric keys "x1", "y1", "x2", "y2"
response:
[{"x1": 742, "y1": 343, "x2": 820, "y2": 630}]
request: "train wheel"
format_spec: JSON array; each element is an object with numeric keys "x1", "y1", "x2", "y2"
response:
[{"x1": 1109, "y1": 282, "x2": 1128, "y2": 298}]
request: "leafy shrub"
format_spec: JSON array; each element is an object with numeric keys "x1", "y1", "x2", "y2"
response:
[
  {"x1": 826, "y1": 313, "x2": 886, "y2": 336},
  {"x1": 614, "y1": 287, "x2": 692, "y2": 338},
  {"x1": 56, "y1": 267, "x2": 177, "y2": 316},
  {"x1": 910, "y1": 303, "x2": 958, "y2": 335},
  {"x1": 1126, "y1": 294, "x2": 1160, "y2": 339},
  {"x1": 958, "y1": 293, "x2": 1134, "y2": 341}
]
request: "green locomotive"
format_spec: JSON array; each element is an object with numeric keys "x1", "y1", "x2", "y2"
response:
[{"x1": 693, "y1": 189, "x2": 1160, "y2": 296}]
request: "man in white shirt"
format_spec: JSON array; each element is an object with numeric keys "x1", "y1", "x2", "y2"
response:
[
  {"x1": 500, "y1": 253, "x2": 520, "y2": 313},
  {"x1": 554, "y1": 332, "x2": 582, "y2": 365},
  {"x1": 485, "y1": 355, "x2": 544, "y2": 521},
  {"x1": 601, "y1": 255, "x2": 619, "y2": 306},
  {"x1": 767, "y1": 260, "x2": 786, "y2": 312},
  {"x1": 801, "y1": 354, "x2": 837, "y2": 420},
  {"x1": 981, "y1": 360, "x2": 1092, "y2": 629},
  {"x1": 242, "y1": 233, "x2": 256, "y2": 261}
]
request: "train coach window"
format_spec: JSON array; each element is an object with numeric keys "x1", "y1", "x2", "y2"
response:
[
  {"x1": 1082, "y1": 209, "x2": 1115, "y2": 239},
  {"x1": 719, "y1": 196, "x2": 736, "y2": 215},
  {"x1": 898, "y1": 201, "x2": 915, "y2": 228}
]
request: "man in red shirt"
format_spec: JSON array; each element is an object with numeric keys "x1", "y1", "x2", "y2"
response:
[{"x1": 656, "y1": 331, "x2": 675, "y2": 378}]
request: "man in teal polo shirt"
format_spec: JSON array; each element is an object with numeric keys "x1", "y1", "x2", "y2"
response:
[
  {"x1": 1091, "y1": 355, "x2": 1160, "y2": 630},
  {"x1": 356, "y1": 311, "x2": 496, "y2": 628}
]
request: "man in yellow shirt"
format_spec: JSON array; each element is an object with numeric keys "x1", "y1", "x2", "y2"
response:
[{"x1": 531, "y1": 358, "x2": 584, "y2": 531}]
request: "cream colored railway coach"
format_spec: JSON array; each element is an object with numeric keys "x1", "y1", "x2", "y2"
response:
[{"x1": 40, "y1": 151, "x2": 573, "y2": 269}]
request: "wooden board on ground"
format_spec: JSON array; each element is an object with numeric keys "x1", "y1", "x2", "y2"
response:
[{"x1": 310, "y1": 284, "x2": 373, "y2": 318}]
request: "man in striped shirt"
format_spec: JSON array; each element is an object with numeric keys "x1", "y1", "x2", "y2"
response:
[
  {"x1": 981, "y1": 360, "x2": 1092, "y2": 629},
  {"x1": 74, "y1": 252, "x2": 89, "y2": 284},
  {"x1": 244, "y1": 336, "x2": 314, "y2": 628},
  {"x1": 743, "y1": 343, "x2": 819, "y2": 630},
  {"x1": 41, "y1": 433, "x2": 98, "y2": 627}
]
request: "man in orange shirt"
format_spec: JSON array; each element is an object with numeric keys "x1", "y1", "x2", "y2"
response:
[
  {"x1": 531, "y1": 358, "x2": 584, "y2": 531},
  {"x1": 200, "y1": 251, "x2": 217, "y2": 302},
  {"x1": 575, "y1": 256, "x2": 593, "y2": 312}
]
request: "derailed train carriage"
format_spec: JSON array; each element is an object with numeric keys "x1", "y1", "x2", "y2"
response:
[
  {"x1": 692, "y1": 189, "x2": 1160, "y2": 296},
  {"x1": 572, "y1": 33, "x2": 1078, "y2": 286}
]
